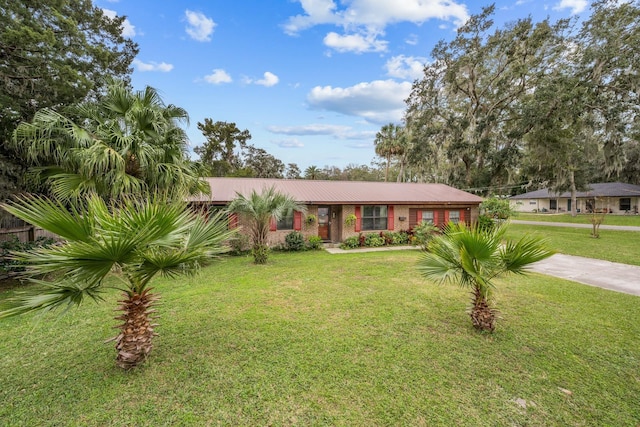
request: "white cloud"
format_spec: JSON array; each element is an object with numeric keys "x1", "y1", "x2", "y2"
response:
[
  {"x1": 204, "y1": 69, "x2": 232, "y2": 84},
  {"x1": 284, "y1": 0, "x2": 469, "y2": 34},
  {"x1": 102, "y1": 9, "x2": 136, "y2": 37},
  {"x1": 306, "y1": 79, "x2": 412, "y2": 124},
  {"x1": 553, "y1": 0, "x2": 588, "y2": 14},
  {"x1": 324, "y1": 31, "x2": 387, "y2": 53},
  {"x1": 255, "y1": 72, "x2": 280, "y2": 87},
  {"x1": 405, "y1": 34, "x2": 419, "y2": 46},
  {"x1": 133, "y1": 59, "x2": 173, "y2": 72},
  {"x1": 185, "y1": 10, "x2": 216, "y2": 42},
  {"x1": 385, "y1": 55, "x2": 426, "y2": 80},
  {"x1": 275, "y1": 139, "x2": 305, "y2": 148},
  {"x1": 268, "y1": 124, "x2": 376, "y2": 140},
  {"x1": 284, "y1": 1, "x2": 468, "y2": 54}
]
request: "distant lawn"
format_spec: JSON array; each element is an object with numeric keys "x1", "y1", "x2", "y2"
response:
[
  {"x1": 516, "y1": 212, "x2": 640, "y2": 226},
  {"x1": 505, "y1": 223, "x2": 640, "y2": 266},
  {"x1": 1, "y1": 251, "x2": 639, "y2": 426}
]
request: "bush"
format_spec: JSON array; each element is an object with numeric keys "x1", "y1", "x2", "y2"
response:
[
  {"x1": 412, "y1": 222, "x2": 439, "y2": 250},
  {"x1": 228, "y1": 234, "x2": 250, "y2": 255},
  {"x1": 306, "y1": 235, "x2": 323, "y2": 250},
  {"x1": 364, "y1": 234, "x2": 385, "y2": 247},
  {"x1": 0, "y1": 236, "x2": 56, "y2": 275},
  {"x1": 477, "y1": 215, "x2": 496, "y2": 233},
  {"x1": 339, "y1": 236, "x2": 360, "y2": 249},
  {"x1": 285, "y1": 231, "x2": 306, "y2": 251}
]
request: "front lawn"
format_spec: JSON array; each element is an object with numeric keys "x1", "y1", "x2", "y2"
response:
[
  {"x1": 1, "y1": 251, "x2": 639, "y2": 426},
  {"x1": 504, "y1": 223, "x2": 640, "y2": 266},
  {"x1": 516, "y1": 212, "x2": 640, "y2": 226}
]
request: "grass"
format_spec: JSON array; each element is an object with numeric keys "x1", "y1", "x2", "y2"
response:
[
  {"x1": 516, "y1": 212, "x2": 640, "y2": 226},
  {"x1": 1, "y1": 250, "x2": 639, "y2": 426},
  {"x1": 505, "y1": 223, "x2": 640, "y2": 266}
]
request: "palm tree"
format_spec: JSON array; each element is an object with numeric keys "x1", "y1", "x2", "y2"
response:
[
  {"x1": 0, "y1": 194, "x2": 234, "y2": 369},
  {"x1": 227, "y1": 186, "x2": 305, "y2": 264},
  {"x1": 374, "y1": 123, "x2": 404, "y2": 182},
  {"x1": 304, "y1": 165, "x2": 321, "y2": 180},
  {"x1": 418, "y1": 222, "x2": 553, "y2": 332},
  {"x1": 13, "y1": 79, "x2": 207, "y2": 201}
]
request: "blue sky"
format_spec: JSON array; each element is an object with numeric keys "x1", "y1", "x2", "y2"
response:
[{"x1": 97, "y1": 0, "x2": 590, "y2": 171}]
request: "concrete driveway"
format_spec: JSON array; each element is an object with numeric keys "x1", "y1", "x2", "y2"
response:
[{"x1": 528, "y1": 253, "x2": 640, "y2": 296}]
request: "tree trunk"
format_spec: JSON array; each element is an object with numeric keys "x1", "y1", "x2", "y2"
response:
[
  {"x1": 569, "y1": 169, "x2": 577, "y2": 217},
  {"x1": 470, "y1": 287, "x2": 496, "y2": 332},
  {"x1": 111, "y1": 288, "x2": 160, "y2": 369}
]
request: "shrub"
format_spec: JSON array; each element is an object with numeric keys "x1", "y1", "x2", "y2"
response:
[
  {"x1": 228, "y1": 233, "x2": 250, "y2": 255},
  {"x1": 364, "y1": 234, "x2": 385, "y2": 247},
  {"x1": 339, "y1": 236, "x2": 360, "y2": 249},
  {"x1": 477, "y1": 215, "x2": 496, "y2": 233},
  {"x1": 412, "y1": 222, "x2": 439, "y2": 250},
  {"x1": 285, "y1": 231, "x2": 306, "y2": 251},
  {"x1": 0, "y1": 236, "x2": 56, "y2": 276},
  {"x1": 306, "y1": 235, "x2": 323, "y2": 250}
]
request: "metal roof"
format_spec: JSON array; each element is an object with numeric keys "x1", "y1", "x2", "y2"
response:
[
  {"x1": 191, "y1": 178, "x2": 484, "y2": 205},
  {"x1": 510, "y1": 182, "x2": 640, "y2": 199}
]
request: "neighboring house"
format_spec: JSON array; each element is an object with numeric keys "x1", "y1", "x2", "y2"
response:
[
  {"x1": 510, "y1": 182, "x2": 640, "y2": 214},
  {"x1": 191, "y1": 177, "x2": 483, "y2": 245}
]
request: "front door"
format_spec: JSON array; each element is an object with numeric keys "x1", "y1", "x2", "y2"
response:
[{"x1": 317, "y1": 206, "x2": 330, "y2": 241}]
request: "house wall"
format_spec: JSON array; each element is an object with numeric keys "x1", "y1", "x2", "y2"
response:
[
  {"x1": 511, "y1": 197, "x2": 640, "y2": 214},
  {"x1": 228, "y1": 203, "x2": 482, "y2": 246}
]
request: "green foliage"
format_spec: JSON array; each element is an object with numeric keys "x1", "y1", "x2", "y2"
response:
[
  {"x1": 305, "y1": 214, "x2": 317, "y2": 226},
  {"x1": 228, "y1": 233, "x2": 250, "y2": 255},
  {"x1": 476, "y1": 214, "x2": 496, "y2": 233},
  {"x1": 344, "y1": 214, "x2": 357, "y2": 227},
  {"x1": 0, "y1": 0, "x2": 138, "y2": 200},
  {"x1": 306, "y1": 235, "x2": 323, "y2": 250},
  {"x1": 12, "y1": 80, "x2": 206, "y2": 201},
  {"x1": 0, "y1": 194, "x2": 234, "y2": 318},
  {"x1": 480, "y1": 197, "x2": 515, "y2": 220},
  {"x1": 228, "y1": 186, "x2": 306, "y2": 264},
  {"x1": 418, "y1": 222, "x2": 554, "y2": 331},
  {"x1": 364, "y1": 234, "x2": 385, "y2": 247},
  {"x1": 194, "y1": 119, "x2": 251, "y2": 177},
  {"x1": 285, "y1": 231, "x2": 306, "y2": 251},
  {"x1": 251, "y1": 244, "x2": 269, "y2": 264},
  {"x1": 339, "y1": 236, "x2": 360, "y2": 249},
  {"x1": 0, "y1": 236, "x2": 56, "y2": 276},
  {"x1": 412, "y1": 221, "x2": 439, "y2": 250}
]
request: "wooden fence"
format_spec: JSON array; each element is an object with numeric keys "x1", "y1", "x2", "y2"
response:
[{"x1": 0, "y1": 226, "x2": 59, "y2": 243}]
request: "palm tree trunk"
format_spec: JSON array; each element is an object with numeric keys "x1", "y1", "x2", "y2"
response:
[
  {"x1": 111, "y1": 288, "x2": 160, "y2": 369},
  {"x1": 470, "y1": 287, "x2": 496, "y2": 332}
]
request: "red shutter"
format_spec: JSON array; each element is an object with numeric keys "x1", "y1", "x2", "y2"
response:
[
  {"x1": 416, "y1": 210, "x2": 423, "y2": 223},
  {"x1": 354, "y1": 206, "x2": 361, "y2": 232},
  {"x1": 229, "y1": 213, "x2": 238, "y2": 229},
  {"x1": 444, "y1": 210, "x2": 450, "y2": 224},
  {"x1": 387, "y1": 205, "x2": 394, "y2": 230},
  {"x1": 269, "y1": 216, "x2": 277, "y2": 231},
  {"x1": 294, "y1": 211, "x2": 302, "y2": 231},
  {"x1": 459, "y1": 209, "x2": 465, "y2": 224},
  {"x1": 433, "y1": 211, "x2": 439, "y2": 227}
]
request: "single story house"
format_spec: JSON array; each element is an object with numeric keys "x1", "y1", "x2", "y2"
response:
[
  {"x1": 509, "y1": 182, "x2": 640, "y2": 214},
  {"x1": 191, "y1": 177, "x2": 483, "y2": 245}
]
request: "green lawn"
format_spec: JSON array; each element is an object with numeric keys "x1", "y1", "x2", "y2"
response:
[
  {"x1": 505, "y1": 223, "x2": 640, "y2": 266},
  {"x1": 516, "y1": 212, "x2": 640, "y2": 226},
  {"x1": 1, "y1": 251, "x2": 639, "y2": 426}
]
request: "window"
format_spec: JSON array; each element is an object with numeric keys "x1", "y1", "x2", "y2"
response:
[
  {"x1": 277, "y1": 209, "x2": 294, "y2": 230},
  {"x1": 421, "y1": 210, "x2": 434, "y2": 224},
  {"x1": 549, "y1": 199, "x2": 557, "y2": 210},
  {"x1": 620, "y1": 198, "x2": 631, "y2": 211},
  {"x1": 448, "y1": 210, "x2": 460, "y2": 224},
  {"x1": 362, "y1": 205, "x2": 387, "y2": 230}
]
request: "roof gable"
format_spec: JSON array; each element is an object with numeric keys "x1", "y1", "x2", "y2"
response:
[{"x1": 191, "y1": 178, "x2": 484, "y2": 205}]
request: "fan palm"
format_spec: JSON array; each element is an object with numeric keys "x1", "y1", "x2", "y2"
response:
[
  {"x1": 418, "y1": 222, "x2": 553, "y2": 332},
  {"x1": 0, "y1": 194, "x2": 234, "y2": 369},
  {"x1": 13, "y1": 79, "x2": 208, "y2": 201},
  {"x1": 227, "y1": 186, "x2": 305, "y2": 264}
]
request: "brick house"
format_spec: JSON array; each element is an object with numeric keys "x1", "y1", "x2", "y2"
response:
[{"x1": 191, "y1": 178, "x2": 483, "y2": 245}]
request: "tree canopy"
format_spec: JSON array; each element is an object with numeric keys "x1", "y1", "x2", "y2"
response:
[{"x1": 0, "y1": 0, "x2": 138, "y2": 200}]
